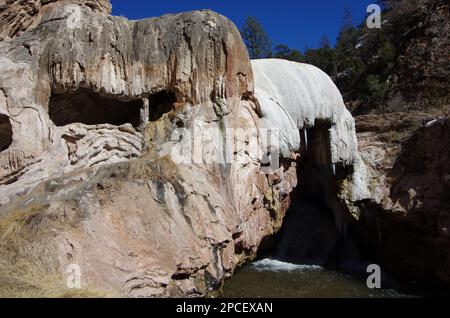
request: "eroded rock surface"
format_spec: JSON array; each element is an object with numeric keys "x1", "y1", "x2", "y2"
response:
[
  {"x1": 253, "y1": 59, "x2": 380, "y2": 265},
  {"x1": 0, "y1": 2, "x2": 252, "y2": 204},
  {"x1": 0, "y1": 0, "x2": 112, "y2": 41},
  {"x1": 252, "y1": 59, "x2": 359, "y2": 166}
]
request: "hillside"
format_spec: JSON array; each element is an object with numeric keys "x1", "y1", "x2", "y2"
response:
[
  {"x1": 260, "y1": 0, "x2": 450, "y2": 115},
  {"x1": 337, "y1": 0, "x2": 449, "y2": 114}
]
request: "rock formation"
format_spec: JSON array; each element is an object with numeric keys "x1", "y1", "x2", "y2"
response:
[
  {"x1": 252, "y1": 59, "x2": 390, "y2": 267},
  {"x1": 1, "y1": 0, "x2": 447, "y2": 298},
  {"x1": 0, "y1": 1, "x2": 253, "y2": 204},
  {"x1": 355, "y1": 113, "x2": 450, "y2": 286},
  {"x1": 0, "y1": 0, "x2": 112, "y2": 41},
  {"x1": 0, "y1": 0, "x2": 293, "y2": 297},
  {"x1": 253, "y1": 59, "x2": 358, "y2": 163},
  {"x1": 0, "y1": 0, "x2": 368, "y2": 296}
]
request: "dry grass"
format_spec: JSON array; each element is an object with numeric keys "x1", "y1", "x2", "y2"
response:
[
  {"x1": 128, "y1": 155, "x2": 179, "y2": 182},
  {"x1": 0, "y1": 258, "x2": 107, "y2": 298},
  {"x1": 0, "y1": 205, "x2": 108, "y2": 298},
  {"x1": 128, "y1": 159, "x2": 155, "y2": 181}
]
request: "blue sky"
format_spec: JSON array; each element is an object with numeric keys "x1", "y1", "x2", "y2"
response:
[{"x1": 111, "y1": 0, "x2": 374, "y2": 51}]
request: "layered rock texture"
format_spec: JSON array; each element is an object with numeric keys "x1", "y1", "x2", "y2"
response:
[
  {"x1": 0, "y1": 1, "x2": 253, "y2": 203},
  {"x1": 0, "y1": 0, "x2": 112, "y2": 40}
]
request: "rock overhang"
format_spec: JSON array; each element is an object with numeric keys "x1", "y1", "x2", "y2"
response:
[
  {"x1": 0, "y1": 3, "x2": 255, "y2": 204},
  {"x1": 35, "y1": 6, "x2": 254, "y2": 104},
  {"x1": 252, "y1": 58, "x2": 359, "y2": 167}
]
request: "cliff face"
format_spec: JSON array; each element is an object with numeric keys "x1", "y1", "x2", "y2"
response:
[
  {"x1": 2, "y1": 0, "x2": 446, "y2": 298},
  {"x1": 333, "y1": 0, "x2": 450, "y2": 286},
  {"x1": 387, "y1": 0, "x2": 449, "y2": 110},
  {"x1": 0, "y1": 3, "x2": 253, "y2": 202},
  {"x1": 355, "y1": 114, "x2": 450, "y2": 286},
  {"x1": 330, "y1": 0, "x2": 450, "y2": 114}
]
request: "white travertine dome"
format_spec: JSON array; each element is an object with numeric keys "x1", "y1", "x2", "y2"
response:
[{"x1": 252, "y1": 58, "x2": 358, "y2": 166}]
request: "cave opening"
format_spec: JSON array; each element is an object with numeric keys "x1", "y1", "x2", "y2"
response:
[
  {"x1": 259, "y1": 120, "x2": 370, "y2": 273},
  {"x1": 148, "y1": 90, "x2": 176, "y2": 122},
  {"x1": 49, "y1": 89, "x2": 143, "y2": 128},
  {"x1": 0, "y1": 115, "x2": 13, "y2": 152}
]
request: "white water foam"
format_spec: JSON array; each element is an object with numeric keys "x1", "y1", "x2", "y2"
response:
[{"x1": 251, "y1": 259, "x2": 323, "y2": 272}]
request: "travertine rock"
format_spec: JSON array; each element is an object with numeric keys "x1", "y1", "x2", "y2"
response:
[
  {"x1": 0, "y1": 1, "x2": 290, "y2": 297},
  {"x1": 252, "y1": 59, "x2": 358, "y2": 165},
  {"x1": 253, "y1": 59, "x2": 375, "y2": 222},
  {"x1": 0, "y1": 0, "x2": 112, "y2": 41},
  {"x1": 0, "y1": 2, "x2": 253, "y2": 205}
]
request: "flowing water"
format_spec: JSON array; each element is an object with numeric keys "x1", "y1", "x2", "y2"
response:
[{"x1": 222, "y1": 259, "x2": 413, "y2": 298}]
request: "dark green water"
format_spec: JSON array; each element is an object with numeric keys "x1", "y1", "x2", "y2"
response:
[{"x1": 222, "y1": 259, "x2": 412, "y2": 298}]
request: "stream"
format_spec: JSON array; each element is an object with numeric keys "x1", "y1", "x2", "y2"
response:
[{"x1": 222, "y1": 258, "x2": 412, "y2": 298}]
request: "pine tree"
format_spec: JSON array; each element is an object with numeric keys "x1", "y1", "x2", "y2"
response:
[
  {"x1": 241, "y1": 16, "x2": 272, "y2": 59},
  {"x1": 319, "y1": 35, "x2": 331, "y2": 49},
  {"x1": 342, "y1": 2, "x2": 353, "y2": 31}
]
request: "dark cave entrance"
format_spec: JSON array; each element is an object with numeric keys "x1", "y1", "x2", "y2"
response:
[
  {"x1": 248, "y1": 121, "x2": 448, "y2": 297},
  {"x1": 148, "y1": 90, "x2": 176, "y2": 122},
  {"x1": 49, "y1": 89, "x2": 143, "y2": 128},
  {"x1": 0, "y1": 115, "x2": 13, "y2": 152},
  {"x1": 259, "y1": 120, "x2": 369, "y2": 272}
]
